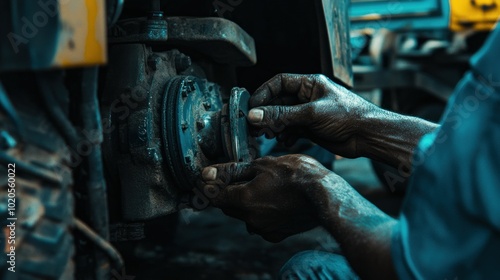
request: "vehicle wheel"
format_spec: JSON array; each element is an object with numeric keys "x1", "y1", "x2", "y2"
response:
[
  {"x1": 0, "y1": 78, "x2": 75, "y2": 279},
  {"x1": 0, "y1": 148, "x2": 74, "y2": 280}
]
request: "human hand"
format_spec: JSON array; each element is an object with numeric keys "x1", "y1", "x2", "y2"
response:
[
  {"x1": 248, "y1": 74, "x2": 377, "y2": 158},
  {"x1": 200, "y1": 154, "x2": 331, "y2": 242}
]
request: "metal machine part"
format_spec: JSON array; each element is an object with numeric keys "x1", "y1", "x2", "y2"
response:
[
  {"x1": 107, "y1": 0, "x2": 124, "y2": 26},
  {"x1": 102, "y1": 44, "x2": 257, "y2": 222},
  {"x1": 109, "y1": 17, "x2": 257, "y2": 66},
  {"x1": 162, "y1": 76, "x2": 224, "y2": 192},
  {"x1": 101, "y1": 9, "x2": 259, "y2": 223},
  {"x1": 317, "y1": 0, "x2": 353, "y2": 87},
  {"x1": 162, "y1": 76, "x2": 257, "y2": 191},
  {"x1": 226, "y1": 88, "x2": 255, "y2": 162}
]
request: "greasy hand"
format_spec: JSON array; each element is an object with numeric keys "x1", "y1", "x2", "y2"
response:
[
  {"x1": 249, "y1": 74, "x2": 375, "y2": 158},
  {"x1": 201, "y1": 154, "x2": 330, "y2": 242}
]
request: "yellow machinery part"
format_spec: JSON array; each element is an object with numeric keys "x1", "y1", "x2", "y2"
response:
[
  {"x1": 450, "y1": 0, "x2": 500, "y2": 31},
  {"x1": 53, "y1": 0, "x2": 107, "y2": 67}
]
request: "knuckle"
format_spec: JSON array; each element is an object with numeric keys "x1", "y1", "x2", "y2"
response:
[
  {"x1": 276, "y1": 73, "x2": 286, "y2": 81},
  {"x1": 263, "y1": 107, "x2": 277, "y2": 123},
  {"x1": 268, "y1": 107, "x2": 287, "y2": 132},
  {"x1": 277, "y1": 73, "x2": 293, "y2": 82},
  {"x1": 313, "y1": 73, "x2": 328, "y2": 83},
  {"x1": 258, "y1": 156, "x2": 276, "y2": 164},
  {"x1": 276, "y1": 106, "x2": 286, "y2": 122},
  {"x1": 263, "y1": 114, "x2": 277, "y2": 131},
  {"x1": 218, "y1": 168, "x2": 231, "y2": 185}
]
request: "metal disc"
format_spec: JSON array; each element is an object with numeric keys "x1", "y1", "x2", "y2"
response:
[
  {"x1": 162, "y1": 76, "x2": 223, "y2": 191},
  {"x1": 228, "y1": 88, "x2": 253, "y2": 162}
]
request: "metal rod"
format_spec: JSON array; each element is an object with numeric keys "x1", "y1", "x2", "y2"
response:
[
  {"x1": 81, "y1": 67, "x2": 111, "y2": 279},
  {"x1": 36, "y1": 72, "x2": 80, "y2": 148},
  {"x1": 74, "y1": 218, "x2": 124, "y2": 270}
]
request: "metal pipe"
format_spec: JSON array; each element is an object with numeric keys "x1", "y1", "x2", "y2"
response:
[
  {"x1": 36, "y1": 72, "x2": 80, "y2": 149},
  {"x1": 81, "y1": 67, "x2": 112, "y2": 279},
  {"x1": 74, "y1": 218, "x2": 124, "y2": 270}
]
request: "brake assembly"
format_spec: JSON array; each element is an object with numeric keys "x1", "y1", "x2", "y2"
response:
[{"x1": 162, "y1": 76, "x2": 258, "y2": 192}]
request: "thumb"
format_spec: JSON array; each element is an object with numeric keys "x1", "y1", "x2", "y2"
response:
[
  {"x1": 201, "y1": 162, "x2": 255, "y2": 185},
  {"x1": 247, "y1": 105, "x2": 308, "y2": 130}
]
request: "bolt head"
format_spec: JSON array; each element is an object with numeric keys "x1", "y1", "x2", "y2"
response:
[{"x1": 196, "y1": 120, "x2": 205, "y2": 129}]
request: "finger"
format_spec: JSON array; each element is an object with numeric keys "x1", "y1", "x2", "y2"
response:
[
  {"x1": 250, "y1": 74, "x2": 319, "y2": 108},
  {"x1": 247, "y1": 104, "x2": 311, "y2": 131},
  {"x1": 201, "y1": 162, "x2": 256, "y2": 185},
  {"x1": 211, "y1": 183, "x2": 249, "y2": 209}
]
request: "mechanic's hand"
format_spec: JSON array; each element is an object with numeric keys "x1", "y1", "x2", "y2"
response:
[
  {"x1": 200, "y1": 154, "x2": 331, "y2": 243},
  {"x1": 248, "y1": 73, "x2": 376, "y2": 158}
]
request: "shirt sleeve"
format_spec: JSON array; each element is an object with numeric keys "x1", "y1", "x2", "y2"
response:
[{"x1": 391, "y1": 25, "x2": 500, "y2": 280}]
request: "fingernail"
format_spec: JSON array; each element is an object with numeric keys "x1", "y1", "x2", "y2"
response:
[
  {"x1": 248, "y1": 109, "x2": 263, "y2": 123},
  {"x1": 202, "y1": 167, "x2": 217, "y2": 181}
]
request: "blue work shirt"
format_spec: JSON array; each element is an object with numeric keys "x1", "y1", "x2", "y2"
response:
[{"x1": 392, "y1": 26, "x2": 500, "y2": 279}]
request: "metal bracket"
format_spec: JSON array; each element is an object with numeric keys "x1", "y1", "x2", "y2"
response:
[{"x1": 109, "y1": 17, "x2": 257, "y2": 67}]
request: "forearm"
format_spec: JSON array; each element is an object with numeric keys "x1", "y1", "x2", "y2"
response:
[
  {"x1": 357, "y1": 105, "x2": 439, "y2": 168},
  {"x1": 306, "y1": 174, "x2": 398, "y2": 280}
]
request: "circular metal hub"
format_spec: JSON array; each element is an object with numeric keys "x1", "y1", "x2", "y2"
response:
[
  {"x1": 162, "y1": 76, "x2": 223, "y2": 191},
  {"x1": 162, "y1": 76, "x2": 258, "y2": 192}
]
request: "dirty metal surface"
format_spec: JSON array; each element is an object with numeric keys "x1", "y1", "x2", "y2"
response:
[
  {"x1": 101, "y1": 44, "x2": 182, "y2": 222},
  {"x1": 109, "y1": 17, "x2": 256, "y2": 66},
  {"x1": 102, "y1": 45, "x2": 258, "y2": 222},
  {"x1": 108, "y1": 16, "x2": 168, "y2": 43},
  {"x1": 162, "y1": 76, "x2": 258, "y2": 194},
  {"x1": 228, "y1": 88, "x2": 255, "y2": 162},
  {"x1": 166, "y1": 17, "x2": 257, "y2": 66},
  {"x1": 317, "y1": 0, "x2": 353, "y2": 87},
  {"x1": 162, "y1": 76, "x2": 225, "y2": 192}
]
